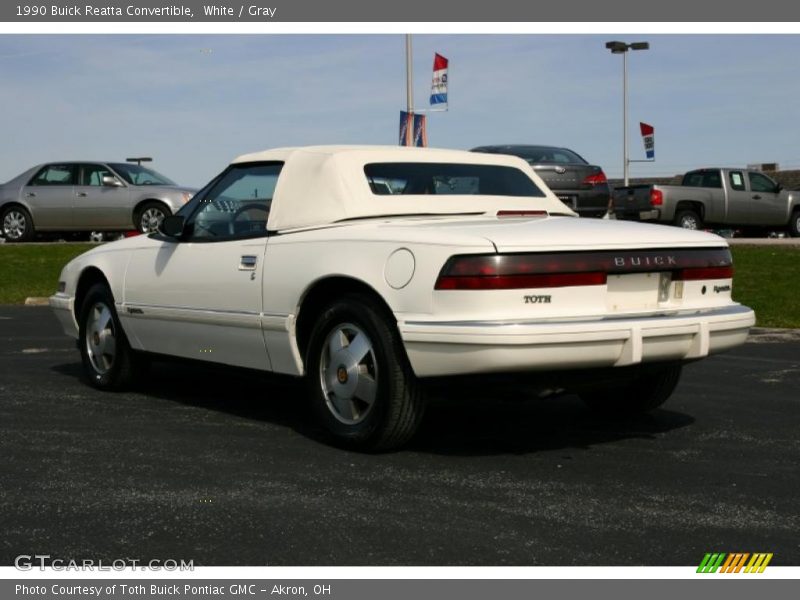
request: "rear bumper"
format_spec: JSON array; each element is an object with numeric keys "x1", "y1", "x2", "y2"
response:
[
  {"x1": 399, "y1": 304, "x2": 755, "y2": 377},
  {"x1": 49, "y1": 293, "x2": 78, "y2": 339},
  {"x1": 554, "y1": 188, "x2": 610, "y2": 218},
  {"x1": 615, "y1": 208, "x2": 661, "y2": 222}
]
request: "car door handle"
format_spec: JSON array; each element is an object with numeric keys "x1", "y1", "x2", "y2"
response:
[
  {"x1": 76, "y1": 192, "x2": 87, "y2": 197},
  {"x1": 752, "y1": 195, "x2": 761, "y2": 200},
  {"x1": 239, "y1": 255, "x2": 258, "y2": 270},
  {"x1": 25, "y1": 192, "x2": 35, "y2": 198}
]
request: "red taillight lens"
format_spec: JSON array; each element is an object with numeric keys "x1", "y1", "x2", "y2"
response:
[
  {"x1": 582, "y1": 171, "x2": 608, "y2": 186},
  {"x1": 436, "y1": 272, "x2": 606, "y2": 290},
  {"x1": 496, "y1": 210, "x2": 548, "y2": 218},
  {"x1": 650, "y1": 189, "x2": 663, "y2": 206},
  {"x1": 675, "y1": 266, "x2": 734, "y2": 280},
  {"x1": 435, "y1": 254, "x2": 607, "y2": 290}
]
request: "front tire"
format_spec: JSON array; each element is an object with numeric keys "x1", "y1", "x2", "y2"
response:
[
  {"x1": 305, "y1": 294, "x2": 425, "y2": 451},
  {"x1": 78, "y1": 283, "x2": 140, "y2": 390},
  {"x1": 136, "y1": 201, "x2": 169, "y2": 234},
  {"x1": 1, "y1": 205, "x2": 34, "y2": 242},
  {"x1": 579, "y1": 364, "x2": 683, "y2": 415},
  {"x1": 789, "y1": 209, "x2": 800, "y2": 238},
  {"x1": 674, "y1": 209, "x2": 703, "y2": 230}
]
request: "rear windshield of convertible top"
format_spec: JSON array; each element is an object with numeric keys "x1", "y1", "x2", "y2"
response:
[{"x1": 364, "y1": 162, "x2": 546, "y2": 197}]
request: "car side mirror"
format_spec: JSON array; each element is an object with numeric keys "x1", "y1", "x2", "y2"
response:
[
  {"x1": 160, "y1": 215, "x2": 186, "y2": 238},
  {"x1": 775, "y1": 184, "x2": 783, "y2": 193},
  {"x1": 102, "y1": 175, "x2": 123, "y2": 187}
]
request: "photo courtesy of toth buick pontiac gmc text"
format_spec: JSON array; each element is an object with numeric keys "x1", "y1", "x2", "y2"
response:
[{"x1": 49, "y1": 146, "x2": 755, "y2": 451}]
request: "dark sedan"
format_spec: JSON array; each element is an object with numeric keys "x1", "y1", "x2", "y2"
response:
[{"x1": 471, "y1": 145, "x2": 611, "y2": 218}]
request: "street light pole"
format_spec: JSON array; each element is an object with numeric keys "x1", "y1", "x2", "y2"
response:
[
  {"x1": 605, "y1": 41, "x2": 649, "y2": 187},
  {"x1": 622, "y1": 49, "x2": 628, "y2": 186},
  {"x1": 405, "y1": 34, "x2": 413, "y2": 115}
]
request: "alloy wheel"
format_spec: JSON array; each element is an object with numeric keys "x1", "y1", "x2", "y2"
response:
[
  {"x1": 140, "y1": 207, "x2": 165, "y2": 233},
  {"x1": 319, "y1": 323, "x2": 379, "y2": 425},
  {"x1": 85, "y1": 301, "x2": 117, "y2": 375},
  {"x1": 3, "y1": 210, "x2": 27, "y2": 240}
]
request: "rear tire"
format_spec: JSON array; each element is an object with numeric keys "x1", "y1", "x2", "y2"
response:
[
  {"x1": 1, "y1": 205, "x2": 34, "y2": 242},
  {"x1": 674, "y1": 209, "x2": 703, "y2": 230},
  {"x1": 579, "y1": 364, "x2": 683, "y2": 415},
  {"x1": 305, "y1": 293, "x2": 425, "y2": 451},
  {"x1": 789, "y1": 209, "x2": 800, "y2": 238},
  {"x1": 78, "y1": 283, "x2": 141, "y2": 390}
]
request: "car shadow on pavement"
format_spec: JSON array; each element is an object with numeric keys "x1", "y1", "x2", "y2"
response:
[
  {"x1": 51, "y1": 359, "x2": 695, "y2": 456},
  {"x1": 412, "y1": 391, "x2": 694, "y2": 456}
]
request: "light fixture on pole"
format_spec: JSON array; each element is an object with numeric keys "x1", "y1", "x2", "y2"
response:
[
  {"x1": 605, "y1": 40, "x2": 649, "y2": 186},
  {"x1": 126, "y1": 157, "x2": 152, "y2": 166}
]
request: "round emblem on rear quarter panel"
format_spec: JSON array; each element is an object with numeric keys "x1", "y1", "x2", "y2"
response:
[{"x1": 384, "y1": 248, "x2": 416, "y2": 290}]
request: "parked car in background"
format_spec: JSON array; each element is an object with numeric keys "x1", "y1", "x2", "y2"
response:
[
  {"x1": 0, "y1": 161, "x2": 195, "y2": 242},
  {"x1": 471, "y1": 144, "x2": 611, "y2": 218},
  {"x1": 613, "y1": 167, "x2": 800, "y2": 236},
  {"x1": 50, "y1": 146, "x2": 753, "y2": 451}
]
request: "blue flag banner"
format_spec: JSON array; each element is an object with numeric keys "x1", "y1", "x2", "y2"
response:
[{"x1": 399, "y1": 111, "x2": 427, "y2": 147}]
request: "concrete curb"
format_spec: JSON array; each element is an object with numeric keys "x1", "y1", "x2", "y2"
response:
[
  {"x1": 728, "y1": 238, "x2": 800, "y2": 246},
  {"x1": 24, "y1": 297, "x2": 49, "y2": 306},
  {"x1": 748, "y1": 327, "x2": 800, "y2": 343}
]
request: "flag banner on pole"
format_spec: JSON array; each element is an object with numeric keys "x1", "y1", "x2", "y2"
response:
[
  {"x1": 400, "y1": 111, "x2": 427, "y2": 147},
  {"x1": 413, "y1": 113, "x2": 428, "y2": 147},
  {"x1": 399, "y1": 111, "x2": 413, "y2": 146},
  {"x1": 430, "y1": 53, "x2": 448, "y2": 106},
  {"x1": 640, "y1": 122, "x2": 655, "y2": 159}
]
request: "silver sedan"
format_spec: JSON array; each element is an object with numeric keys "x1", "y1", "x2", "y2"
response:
[{"x1": 0, "y1": 161, "x2": 195, "y2": 242}]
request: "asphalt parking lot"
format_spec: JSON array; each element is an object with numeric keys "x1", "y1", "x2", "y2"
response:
[{"x1": 1, "y1": 306, "x2": 798, "y2": 566}]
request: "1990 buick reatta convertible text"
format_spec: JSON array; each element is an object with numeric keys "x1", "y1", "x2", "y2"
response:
[{"x1": 50, "y1": 146, "x2": 755, "y2": 450}]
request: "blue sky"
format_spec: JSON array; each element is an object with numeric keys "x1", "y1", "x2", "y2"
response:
[{"x1": 1, "y1": 34, "x2": 799, "y2": 186}]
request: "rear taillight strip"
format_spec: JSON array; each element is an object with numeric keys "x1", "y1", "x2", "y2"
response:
[
  {"x1": 436, "y1": 272, "x2": 607, "y2": 290},
  {"x1": 435, "y1": 248, "x2": 733, "y2": 291}
]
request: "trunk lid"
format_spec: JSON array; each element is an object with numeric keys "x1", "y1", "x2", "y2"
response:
[
  {"x1": 533, "y1": 163, "x2": 603, "y2": 191},
  {"x1": 378, "y1": 214, "x2": 724, "y2": 252}
]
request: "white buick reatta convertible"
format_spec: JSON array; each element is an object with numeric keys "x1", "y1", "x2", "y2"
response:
[{"x1": 50, "y1": 146, "x2": 755, "y2": 450}]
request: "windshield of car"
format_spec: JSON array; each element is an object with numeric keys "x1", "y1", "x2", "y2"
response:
[
  {"x1": 184, "y1": 162, "x2": 283, "y2": 241},
  {"x1": 109, "y1": 163, "x2": 176, "y2": 186},
  {"x1": 364, "y1": 162, "x2": 545, "y2": 197}
]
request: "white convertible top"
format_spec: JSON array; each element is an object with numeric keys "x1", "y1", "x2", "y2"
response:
[{"x1": 231, "y1": 145, "x2": 575, "y2": 231}]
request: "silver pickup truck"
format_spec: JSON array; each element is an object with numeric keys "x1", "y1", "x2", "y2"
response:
[{"x1": 613, "y1": 167, "x2": 800, "y2": 236}]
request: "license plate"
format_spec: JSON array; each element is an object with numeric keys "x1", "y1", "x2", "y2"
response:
[
  {"x1": 557, "y1": 195, "x2": 577, "y2": 209},
  {"x1": 606, "y1": 272, "x2": 671, "y2": 311}
]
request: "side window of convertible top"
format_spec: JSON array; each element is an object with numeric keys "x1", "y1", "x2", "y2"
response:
[
  {"x1": 186, "y1": 163, "x2": 283, "y2": 242},
  {"x1": 364, "y1": 162, "x2": 545, "y2": 197}
]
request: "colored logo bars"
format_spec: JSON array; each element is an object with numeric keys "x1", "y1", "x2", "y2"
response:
[{"x1": 697, "y1": 552, "x2": 773, "y2": 573}]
